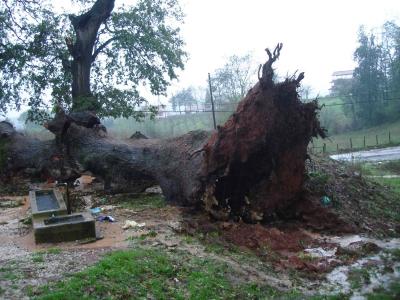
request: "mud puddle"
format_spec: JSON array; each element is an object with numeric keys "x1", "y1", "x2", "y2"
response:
[
  {"x1": 313, "y1": 235, "x2": 400, "y2": 299},
  {"x1": 1, "y1": 182, "x2": 399, "y2": 299}
]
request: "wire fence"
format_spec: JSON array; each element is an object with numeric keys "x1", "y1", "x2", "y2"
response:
[
  {"x1": 150, "y1": 94, "x2": 400, "y2": 153},
  {"x1": 309, "y1": 131, "x2": 399, "y2": 154},
  {"x1": 105, "y1": 96, "x2": 400, "y2": 144},
  {"x1": 149, "y1": 94, "x2": 400, "y2": 116}
]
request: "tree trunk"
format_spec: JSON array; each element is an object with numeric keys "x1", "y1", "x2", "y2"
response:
[
  {"x1": 0, "y1": 44, "x2": 325, "y2": 222},
  {"x1": 71, "y1": 57, "x2": 92, "y2": 102},
  {"x1": 67, "y1": 0, "x2": 115, "y2": 111},
  {"x1": 0, "y1": 122, "x2": 77, "y2": 181}
]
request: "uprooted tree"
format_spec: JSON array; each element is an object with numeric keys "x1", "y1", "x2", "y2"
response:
[{"x1": 0, "y1": 43, "x2": 326, "y2": 222}]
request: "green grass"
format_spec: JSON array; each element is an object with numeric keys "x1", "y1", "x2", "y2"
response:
[
  {"x1": 119, "y1": 194, "x2": 166, "y2": 210},
  {"x1": 33, "y1": 247, "x2": 290, "y2": 300},
  {"x1": 348, "y1": 268, "x2": 371, "y2": 289},
  {"x1": 366, "y1": 281, "x2": 400, "y2": 300},
  {"x1": 351, "y1": 160, "x2": 400, "y2": 176},
  {"x1": 30, "y1": 248, "x2": 62, "y2": 264},
  {"x1": 46, "y1": 248, "x2": 62, "y2": 255},
  {"x1": 20, "y1": 216, "x2": 33, "y2": 225},
  {"x1": 361, "y1": 178, "x2": 400, "y2": 223},
  {"x1": 32, "y1": 252, "x2": 45, "y2": 263},
  {"x1": 316, "y1": 97, "x2": 353, "y2": 135},
  {"x1": 106, "y1": 111, "x2": 232, "y2": 139},
  {"x1": 0, "y1": 266, "x2": 21, "y2": 281},
  {"x1": 379, "y1": 160, "x2": 400, "y2": 173},
  {"x1": 373, "y1": 177, "x2": 400, "y2": 194},
  {"x1": 308, "y1": 171, "x2": 331, "y2": 185},
  {"x1": 352, "y1": 160, "x2": 400, "y2": 196},
  {"x1": 390, "y1": 248, "x2": 400, "y2": 261},
  {"x1": 312, "y1": 119, "x2": 400, "y2": 153}
]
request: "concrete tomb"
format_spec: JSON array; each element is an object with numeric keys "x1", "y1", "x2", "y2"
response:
[
  {"x1": 30, "y1": 189, "x2": 96, "y2": 243},
  {"x1": 30, "y1": 189, "x2": 67, "y2": 219}
]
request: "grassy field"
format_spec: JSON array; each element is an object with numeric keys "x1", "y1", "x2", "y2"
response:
[
  {"x1": 354, "y1": 159, "x2": 400, "y2": 195},
  {"x1": 32, "y1": 236, "x2": 399, "y2": 300},
  {"x1": 316, "y1": 97, "x2": 352, "y2": 135},
  {"x1": 19, "y1": 95, "x2": 400, "y2": 155},
  {"x1": 312, "y1": 119, "x2": 400, "y2": 153},
  {"x1": 21, "y1": 96, "x2": 352, "y2": 140},
  {"x1": 106, "y1": 111, "x2": 232, "y2": 139},
  {"x1": 107, "y1": 96, "x2": 352, "y2": 139},
  {"x1": 34, "y1": 248, "x2": 294, "y2": 300}
]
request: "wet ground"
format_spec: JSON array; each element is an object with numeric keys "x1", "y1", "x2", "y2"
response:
[
  {"x1": 331, "y1": 145, "x2": 400, "y2": 162},
  {"x1": 322, "y1": 236, "x2": 400, "y2": 298},
  {"x1": 0, "y1": 180, "x2": 399, "y2": 299}
]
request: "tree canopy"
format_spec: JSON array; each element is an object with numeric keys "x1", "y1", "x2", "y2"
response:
[
  {"x1": 209, "y1": 54, "x2": 255, "y2": 105},
  {"x1": 349, "y1": 22, "x2": 400, "y2": 127},
  {"x1": 0, "y1": 0, "x2": 186, "y2": 121},
  {"x1": 169, "y1": 87, "x2": 197, "y2": 112}
]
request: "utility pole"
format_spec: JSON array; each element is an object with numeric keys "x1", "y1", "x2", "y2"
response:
[{"x1": 208, "y1": 73, "x2": 217, "y2": 130}]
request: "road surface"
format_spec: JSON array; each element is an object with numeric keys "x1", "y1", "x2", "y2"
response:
[{"x1": 330, "y1": 146, "x2": 400, "y2": 162}]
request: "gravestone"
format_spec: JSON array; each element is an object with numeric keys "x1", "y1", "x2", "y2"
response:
[{"x1": 30, "y1": 189, "x2": 96, "y2": 243}]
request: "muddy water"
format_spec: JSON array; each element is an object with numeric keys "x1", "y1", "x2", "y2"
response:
[
  {"x1": 329, "y1": 234, "x2": 400, "y2": 249},
  {"x1": 319, "y1": 235, "x2": 400, "y2": 299},
  {"x1": 330, "y1": 145, "x2": 400, "y2": 162}
]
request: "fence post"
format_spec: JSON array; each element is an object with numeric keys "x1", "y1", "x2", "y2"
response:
[
  {"x1": 350, "y1": 138, "x2": 353, "y2": 149},
  {"x1": 376, "y1": 135, "x2": 379, "y2": 145},
  {"x1": 389, "y1": 131, "x2": 391, "y2": 143},
  {"x1": 323, "y1": 143, "x2": 326, "y2": 154},
  {"x1": 363, "y1": 136, "x2": 366, "y2": 148},
  {"x1": 208, "y1": 73, "x2": 217, "y2": 130},
  {"x1": 337, "y1": 144, "x2": 339, "y2": 152}
]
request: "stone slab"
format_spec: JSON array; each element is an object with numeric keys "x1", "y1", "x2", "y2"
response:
[
  {"x1": 30, "y1": 189, "x2": 67, "y2": 219},
  {"x1": 33, "y1": 212, "x2": 96, "y2": 243}
]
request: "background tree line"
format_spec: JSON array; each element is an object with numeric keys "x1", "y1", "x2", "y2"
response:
[
  {"x1": 169, "y1": 54, "x2": 256, "y2": 113},
  {"x1": 331, "y1": 21, "x2": 400, "y2": 129}
]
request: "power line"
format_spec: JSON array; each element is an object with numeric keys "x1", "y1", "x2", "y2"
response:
[
  {"x1": 303, "y1": 89, "x2": 400, "y2": 101},
  {"x1": 152, "y1": 98, "x2": 400, "y2": 113},
  {"x1": 134, "y1": 93, "x2": 400, "y2": 114},
  {"x1": 322, "y1": 96, "x2": 400, "y2": 107}
]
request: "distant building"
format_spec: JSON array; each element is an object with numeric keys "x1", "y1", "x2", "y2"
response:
[
  {"x1": 331, "y1": 70, "x2": 354, "y2": 80},
  {"x1": 330, "y1": 70, "x2": 354, "y2": 96}
]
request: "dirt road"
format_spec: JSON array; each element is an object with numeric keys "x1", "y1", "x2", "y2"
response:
[{"x1": 330, "y1": 145, "x2": 400, "y2": 162}]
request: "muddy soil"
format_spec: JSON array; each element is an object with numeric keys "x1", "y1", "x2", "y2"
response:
[
  {"x1": 305, "y1": 155, "x2": 400, "y2": 237},
  {"x1": 0, "y1": 170, "x2": 399, "y2": 299}
]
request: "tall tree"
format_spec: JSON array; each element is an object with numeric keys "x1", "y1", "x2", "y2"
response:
[
  {"x1": 169, "y1": 87, "x2": 197, "y2": 112},
  {"x1": 351, "y1": 27, "x2": 386, "y2": 127},
  {"x1": 329, "y1": 78, "x2": 353, "y2": 98},
  {"x1": 210, "y1": 54, "x2": 256, "y2": 106},
  {"x1": 0, "y1": 0, "x2": 186, "y2": 121},
  {"x1": 382, "y1": 21, "x2": 400, "y2": 106}
]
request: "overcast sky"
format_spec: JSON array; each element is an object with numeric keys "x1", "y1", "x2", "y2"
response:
[
  {"x1": 172, "y1": 0, "x2": 400, "y2": 98},
  {"x1": 5, "y1": 0, "x2": 400, "y2": 120}
]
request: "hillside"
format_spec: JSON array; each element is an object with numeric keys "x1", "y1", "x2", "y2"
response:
[{"x1": 313, "y1": 119, "x2": 400, "y2": 153}]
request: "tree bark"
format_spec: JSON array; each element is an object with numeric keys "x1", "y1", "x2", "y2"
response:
[
  {"x1": 0, "y1": 122, "x2": 74, "y2": 181},
  {"x1": 1, "y1": 45, "x2": 325, "y2": 222},
  {"x1": 67, "y1": 0, "x2": 115, "y2": 110}
]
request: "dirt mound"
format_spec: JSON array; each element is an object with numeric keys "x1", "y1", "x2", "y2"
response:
[
  {"x1": 223, "y1": 224, "x2": 311, "y2": 252},
  {"x1": 303, "y1": 154, "x2": 400, "y2": 237}
]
